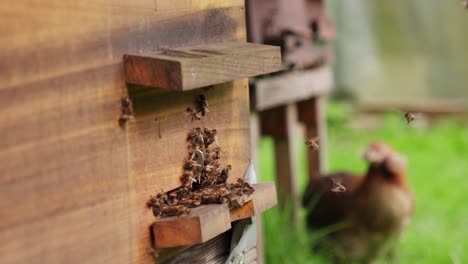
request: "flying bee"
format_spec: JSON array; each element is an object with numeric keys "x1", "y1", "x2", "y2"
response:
[
  {"x1": 305, "y1": 137, "x2": 319, "y2": 151},
  {"x1": 330, "y1": 178, "x2": 346, "y2": 193},
  {"x1": 186, "y1": 107, "x2": 201, "y2": 121},
  {"x1": 404, "y1": 112, "x2": 415, "y2": 124},
  {"x1": 196, "y1": 94, "x2": 209, "y2": 116}
]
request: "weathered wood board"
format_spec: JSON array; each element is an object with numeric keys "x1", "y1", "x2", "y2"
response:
[
  {"x1": 0, "y1": 1, "x2": 252, "y2": 264},
  {"x1": 124, "y1": 42, "x2": 282, "y2": 90},
  {"x1": 254, "y1": 65, "x2": 332, "y2": 111}
]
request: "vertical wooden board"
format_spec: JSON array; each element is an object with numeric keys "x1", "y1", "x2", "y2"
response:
[
  {"x1": 128, "y1": 79, "x2": 251, "y2": 263},
  {"x1": 298, "y1": 97, "x2": 328, "y2": 177},
  {"x1": 0, "y1": 66, "x2": 132, "y2": 264},
  {"x1": 263, "y1": 105, "x2": 300, "y2": 221}
]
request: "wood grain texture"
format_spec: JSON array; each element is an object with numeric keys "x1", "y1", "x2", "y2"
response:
[
  {"x1": 124, "y1": 42, "x2": 282, "y2": 90},
  {"x1": 0, "y1": 1, "x2": 248, "y2": 264},
  {"x1": 230, "y1": 182, "x2": 277, "y2": 222},
  {"x1": 254, "y1": 66, "x2": 332, "y2": 111},
  {"x1": 153, "y1": 204, "x2": 231, "y2": 248},
  {"x1": 128, "y1": 80, "x2": 251, "y2": 262},
  {"x1": 152, "y1": 182, "x2": 276, "y2": 248}
]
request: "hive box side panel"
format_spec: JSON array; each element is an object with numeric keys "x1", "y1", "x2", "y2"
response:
[
  {"x1": 128, "y1": 79, "x2": 251, "y2": 262},
  {"x1": 0, "y1": 1, "x2": 246, "y2": 264}
]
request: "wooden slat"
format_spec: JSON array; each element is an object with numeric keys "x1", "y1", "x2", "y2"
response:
[
  {"x1": 230, "y1": 182, "x2": 277, "y2": 222},
  {"x1": 153, "y1": 204, "x2": 231, "y2": 248},
  {"x1": 254, "y1": 66, "x2": 332, "y2": 111},
  {"x1": 123, "y1": 42, "x2": 282, "y2": 90},
  {"x1": 152, "y1": 182, "x2": 277, "y2": 249}
]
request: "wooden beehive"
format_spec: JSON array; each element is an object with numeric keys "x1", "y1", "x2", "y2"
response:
[{"x1": 0, "y1": 1, "x2": 280, "y2": 263}]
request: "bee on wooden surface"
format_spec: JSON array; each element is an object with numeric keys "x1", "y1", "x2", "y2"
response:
[
  {"x1": 305, "y1": 137, "x2": 319, "y2": 151},
  {"x1": 210, "y1": 146, "x2": 221, "y2": 159},
  {"x1": 160, "y1": 205, "x2": 190, "y2": 217},
  {"x1": 216, "y1": 165, "x2": 232, "y2": 183},
  {"x1": 203, "y1": 128, "x2": 218, "y2": 146},
  {"x1": 212, "y1": 159, "x2": 221, "y2": 168},
  {"x1": 404, "y1": 112, "x2": 415, "y2": 124},
  {"x1": 203, "y1": 165, "x2": 214, "y2": 173},
  {"x1": 119, "y1": 96, "x2": 135, "y2": 126},
  {"x1": 330, "y1": 178, "x2": 346, "y2": 193},
  {"x1": 186, "y1": 107, "x2": 201, "y2": 121},
  {"x1": 196, "y1": 94, "x2": 209, "y2": 116}
]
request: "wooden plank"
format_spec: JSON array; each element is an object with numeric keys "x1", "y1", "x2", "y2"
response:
[
  {"x1": 230, "y1": 182, "x2": 277, "y2": 222},
  {"x1": 0, "y1": 1, "x2": 248, "y2": 264},
  {"x1": 123, "y1": 42, "x2": 282, "y2": 90},
  {"x1": 152, "y1": 182, "x2": 277, "y2": 248},
  {"x1": 254, "y1": 66, "x2": 332, "y2": 111},
  {"x1": 153, "y1": 204, "x2": 231, "y2": 248}
]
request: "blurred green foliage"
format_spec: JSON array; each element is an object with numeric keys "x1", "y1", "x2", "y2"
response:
[{"x1": 259, "y1": 102, "x2": 468, "y2": 264}]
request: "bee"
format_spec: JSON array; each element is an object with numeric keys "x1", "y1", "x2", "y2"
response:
[
  {"x1": 210, "y1": 146, "x2": 221, "y2": 159},
  {"x1": 404, "y1": 112, "x2": 415, "y2": 124},
  {"x1": 305, "y1": 137, "x2": 319, "y2": 151},
  {"x1": 196, "y1": 94, "x2": 209, "y2": 116},
  {"x1": 216, "y1": 165, "x2": 231, "y2": 183},
  {"x1": 330, "y1": 178, "x2": 346, "y2": 193},
  {"x1": 203, "y1": 128, "x2": 218, "y2": 146},
  {"x1": 463, "y1": 0, "x2": 468, "y2": 9},
  {"x1": 212, "y1": 159, "x2": 221, "y2": 168},
  {"x1": 186, "y1": 107, "x2": 201, "y2": 121},
  {"x1": 119, "y1": 96, "x2": 135, "y2": 126}
]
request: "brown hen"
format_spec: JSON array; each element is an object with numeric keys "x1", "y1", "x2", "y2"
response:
[{"x1": 303, "y1": 142, "x2": 414, "y2": 263}]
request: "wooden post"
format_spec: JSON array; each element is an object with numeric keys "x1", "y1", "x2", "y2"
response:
[
  {"x1": 260, "y1": 104, "x2": 300, "y2": 221},
  {"x1": 249, "y1": 113, "x2": 264, "y2": 264},
  {"x1": 298, "y1": 97, "x2": 328, "y2": 178}
]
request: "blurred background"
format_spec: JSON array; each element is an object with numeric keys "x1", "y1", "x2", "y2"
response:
[{"x1": 247, "y1": 1, "x2": 468, "y2": 263}]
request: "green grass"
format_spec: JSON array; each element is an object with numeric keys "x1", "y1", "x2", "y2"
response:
[{"x1": 259, "y1": 102, "x2": 468, "y2": 264}]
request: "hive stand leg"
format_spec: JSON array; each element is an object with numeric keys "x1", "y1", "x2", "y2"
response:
[
  {"x1": 249, "y1": 113, "x2": 264, "y2": 264},
  {"x1": 298, "y1": 97, "x2": 328, "y2": 179},
  {"x1": 260, "y1": 104, "x2": 300, "y2": 222}
]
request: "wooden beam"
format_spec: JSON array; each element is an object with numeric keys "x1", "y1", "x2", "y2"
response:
[
  {"x1": 124, "y1": 42, "x2": 282, "y2": 91},
  {"x1": 254, "y1": 66, "x2": 332, "y2": 111},
  {"x1": 152, "y1": 182, "x2": 277, "y2": 249}
]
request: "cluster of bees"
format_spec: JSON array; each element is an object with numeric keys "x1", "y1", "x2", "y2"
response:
[{"x1": 147, "y1": 94, "x2": 255, "y2": 217}]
